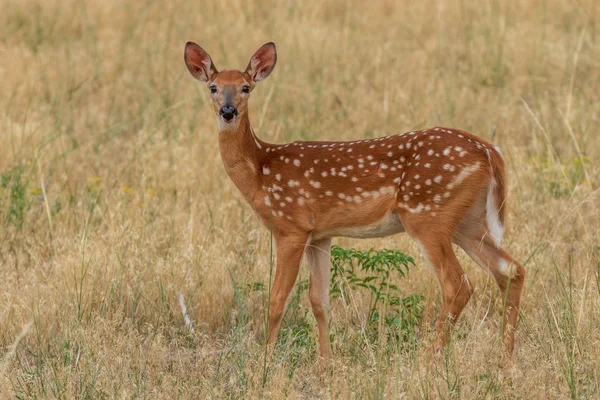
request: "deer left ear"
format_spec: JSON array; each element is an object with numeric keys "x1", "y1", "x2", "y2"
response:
[{"x1": 245, "y1": 42, "x2": 277, "y2": 83}]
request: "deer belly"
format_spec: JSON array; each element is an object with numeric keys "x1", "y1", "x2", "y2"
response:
[{"x1": 313, "y1": 212, "x2": 405, "y2": 240}]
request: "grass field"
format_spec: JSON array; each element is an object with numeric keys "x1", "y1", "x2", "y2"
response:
[{"x1": 1, "y1": 0, "x2": 599, "y2": 398}]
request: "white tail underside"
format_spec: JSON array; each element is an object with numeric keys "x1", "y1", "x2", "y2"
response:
[{"x1": 486, "y1": 179, "x2": 504, "y2": 247}]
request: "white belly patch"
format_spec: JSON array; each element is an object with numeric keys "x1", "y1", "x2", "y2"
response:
[{"x1": 313, "y1": 212, "x2": 405, "y2": 240}]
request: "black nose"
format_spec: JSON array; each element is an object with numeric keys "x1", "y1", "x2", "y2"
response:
[{"x1": 220, "y1": 105, "x2": 237, "y2": 121}]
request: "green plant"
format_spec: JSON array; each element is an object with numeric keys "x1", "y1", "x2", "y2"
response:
[
  {"x1": 330, "y1": 246, "x2": 424, "y2": 345},
  {"x1": 1, "y1": 165, "x2": 30, "y2": 229},
  {"x1": 527, "y1": 156, "x2": 589, "y2": 198}
]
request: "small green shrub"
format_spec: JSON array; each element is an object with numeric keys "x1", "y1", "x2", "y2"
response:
[{"x1": 330, "y1": 246, "x2": 424, "y2": 346}]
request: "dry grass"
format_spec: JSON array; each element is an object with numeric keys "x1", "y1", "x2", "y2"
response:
[{"x1": 1, "y1": 0, "x2": 599, "y2": 398}]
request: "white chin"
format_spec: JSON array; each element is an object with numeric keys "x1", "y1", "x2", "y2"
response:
[{"x1": 218, "y1": 117, "x2": 237, "y2": 131}]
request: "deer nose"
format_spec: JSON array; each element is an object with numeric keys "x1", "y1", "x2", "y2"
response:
[{"x1": 220, "y1": 105, "x2": 237, "y2": 121}]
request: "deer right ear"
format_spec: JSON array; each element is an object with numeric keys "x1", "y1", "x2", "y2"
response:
[{"x1": 184, "y1": 42, "x2": 218, "y2": 82}]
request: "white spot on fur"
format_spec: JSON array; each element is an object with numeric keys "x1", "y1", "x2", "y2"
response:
[
  {"x1": 449, "y1": 162, "x2": 481, "y2": 188},
  {"x1": 398, "y1": 202, "x2": 424, "y2": 214},
  {"x1": 498, "y1": 259, "x2": 517, "y2": 278}
]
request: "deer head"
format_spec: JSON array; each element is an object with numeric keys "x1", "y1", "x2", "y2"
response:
[{"x1": 184, "y1": 42, "x2": 277, "y2": 131}]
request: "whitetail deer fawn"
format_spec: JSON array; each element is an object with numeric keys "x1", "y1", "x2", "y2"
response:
[{"x1": 184, "y1": 41, "x2": 525, "y2": 365}]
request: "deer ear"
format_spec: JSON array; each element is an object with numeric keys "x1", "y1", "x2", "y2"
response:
[
  {"x1": 184, "y1": 42, "x2": 218, "y2": 82},
  {"x1": 245, "y1": 42, "x2": 277, "y2": 83}
]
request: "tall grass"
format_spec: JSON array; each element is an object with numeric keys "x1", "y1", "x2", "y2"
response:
[{"x1": 1, "y1": 0, "x2": 599, "y2": 397}]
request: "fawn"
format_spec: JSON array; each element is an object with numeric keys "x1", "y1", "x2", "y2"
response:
[{"x1": 184, "y1": 41, "x2": 525, "y2": 365}]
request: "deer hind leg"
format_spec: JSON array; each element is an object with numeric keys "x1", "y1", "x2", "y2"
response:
[
  {"x1": 268, "y1": 233, "x2": 309, "y2": 346},
  {"x1": 305, "y1": 237, "x2": 332, "y2": 366},
  {"x1": 414, "y1": 236, "x2": 474, "y2": 352},
  {"x1": 454, "y1": 220, "x2": 525, "y2": 354}
]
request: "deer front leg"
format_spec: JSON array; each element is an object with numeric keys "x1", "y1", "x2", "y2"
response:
[
  {"x1": 305, "y1": 237, "x2": 332, "y2": 367},
  {"x1": 267, "y1": 233, "x2": 309, "y2": 346}
]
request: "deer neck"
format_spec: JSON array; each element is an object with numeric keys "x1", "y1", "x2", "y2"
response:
[{"x1": 218, "y1": 114, "x2": 265, "y2": 202}]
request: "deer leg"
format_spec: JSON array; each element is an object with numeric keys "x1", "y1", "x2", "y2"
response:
[
  {"x1": 455, "y1": 234, "x2": 525, "y2": 354},
  {"x1": 305, "y1": 237, "x2": 332, "y2": 367},
  {"x1": 268, "y1": 233, "x2": 309, "y2": 346},
  {"x1": 416, "y1": 238, "x2": 474, "y2": 352}
]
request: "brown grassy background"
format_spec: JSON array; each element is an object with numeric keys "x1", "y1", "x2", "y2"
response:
[{"x1": 0, "y1": 0, "x2": 599, "y2": 398}]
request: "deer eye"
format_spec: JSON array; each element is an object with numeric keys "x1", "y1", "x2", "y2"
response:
[
  {"x1": 209, "y1": 85, "x2": 217, "y2": 94},
  {"x1": 242, "y1": 85, "x2": 250, "y2": 93}
]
